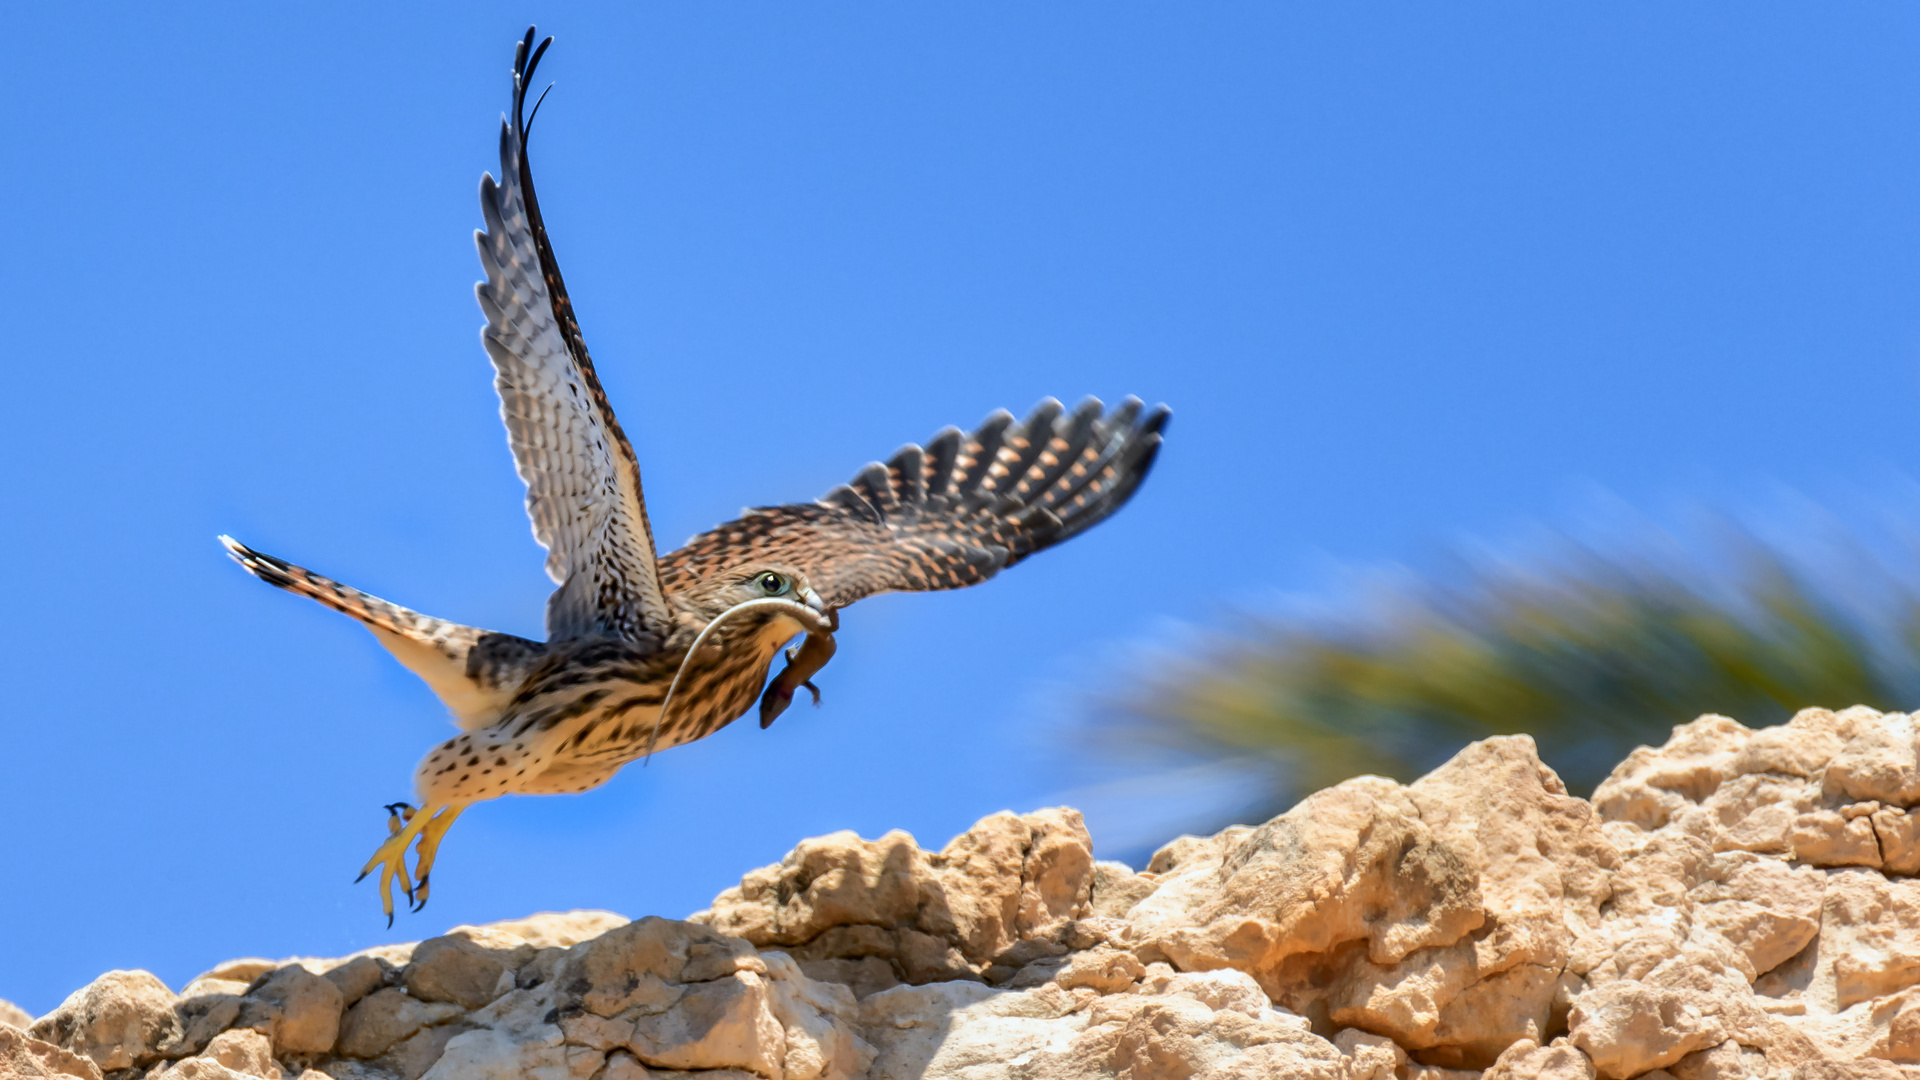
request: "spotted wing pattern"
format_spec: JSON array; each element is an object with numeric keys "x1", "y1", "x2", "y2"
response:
[
  {"x1": 660, "y1": 396, "x2": 1169, "y2": 609},
  {"x1": 475, "y1": 31, "x2": 671, "y2": 644}
]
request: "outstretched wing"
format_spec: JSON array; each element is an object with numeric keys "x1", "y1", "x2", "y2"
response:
[
  {"x1": 660, "y1": 397, "x2": 1169, "y2": 609},
  {"x1": 474, "y1": 29, "x2": 671, "y2": 644}
]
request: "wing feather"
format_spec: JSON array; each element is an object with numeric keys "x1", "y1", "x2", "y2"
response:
[
  {"x1": 473, "y1": 29, "x2": 671, "y2": 643},
  {"x1": 659, "y1": 396, "x2": 1169, "y2": 609}
]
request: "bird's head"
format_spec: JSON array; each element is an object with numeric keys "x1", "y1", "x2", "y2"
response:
[
  {"x1": 646, "y1": 562, "x2": 839, "y2": 763},
  {"x1": 682, "y1": 563, "x2": 831, "y2": 642}
]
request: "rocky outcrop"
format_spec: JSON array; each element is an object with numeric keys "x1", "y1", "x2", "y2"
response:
[{"x1": 22, "y1": 706, "x2": 1920, "y2": 1077}]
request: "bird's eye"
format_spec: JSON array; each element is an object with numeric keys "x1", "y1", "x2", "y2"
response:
[{"x1": 757, "y1": 572, "x2": 787, "y2": 594}]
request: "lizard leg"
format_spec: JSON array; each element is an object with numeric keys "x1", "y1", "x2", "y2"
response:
[{"x1": 759, "y1": 631, "x2": 837, "y2": 729}]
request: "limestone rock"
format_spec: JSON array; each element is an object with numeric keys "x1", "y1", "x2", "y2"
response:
[
  {"x1": 375, "y1": 1020, "x2": 474, "y2": 1080},
  {"x1": 1825, "y1": 711, "x2": 1920, "y2": 806},
  {"x1": 461, "y1": 911, "x2": 628, "y2": 950},
  {"x1": 238, "y1": 965, "x2": 344, "y2": 1057},
  {"x1": 1086, "y1": 861, "x2": 1154, "y2": 920},
  {"x1": 1482, "y1": 1038, "x2": 1596, "y2": 1080},
  {"x1": 336, "y1": 989, "x2": 463, "y2": 1059},
  {"x1": 626, "y1": 971, "x2": 783, "y2": 1075},
  {"x1": 196, "y1": 962, "x2": 280, "y2": 988},
  {"x1": 1124, "y1": 775, "x2": 1484, "y2": 1000},
  {"x1": 2, "y1": 1000, "x2": 35, "y2": 1031},
  {"x1": 41, "y1": 705, "x2": 1920, "y2": 1078},
  {"x1": 795, "y1": 957, "x2": 898, "y2": 1000},
  {"x1": 320, "y1": 958, "x2": 389, "y2": 1010},
  {"x1": 555, "y1": 916, "x2": 743, "y2": 1017},
  {"x1": 152, "y1": 1059, "x2": 258, "y2": 1080},
  {"x1": 1112, "y1": 735, "x2": 1612, "y2": 1070},
  {"x1": 31, "y1": 970, "x2": 182, "y2": 1072},
  {"x1": 151, "y1": 1028, "x2": 286, "y2": 1080},
  {"x1": 0, "y1": 1022, "x2": 103, "y2": 1080},
  {"x1": 1050, "y1": 948, "x2": 1145, "y2": 996},
  {"x1": 402, "y1": 928, "x2": 535, "y2": 1011},
  {"x1": 1335, "y1": 1027, "x2": 1408, "y2": 1080},
  {"x1": 597, "y1": 1049, "x2": 649, "y2": 1079},
  {"x1": 693, "y1": 808, "x2": 1097, "y2": 986},
  {"x1": 760, "y1": 952, "x2": 873, "y2": 1080},
  {"x1": 1670, "y1": 1040, "x2": 1775, "y2": 1080},
  {"x1": 1688, "y1": 851, "x2": 1822, "y2": 978}
]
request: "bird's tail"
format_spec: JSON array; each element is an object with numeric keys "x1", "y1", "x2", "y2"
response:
[
  {"x1": 219, "y1": 535, "x2": 463, "y2": 647},
  {"x1": 218, "y1": 535, "x2": 546, "y2": 729}
]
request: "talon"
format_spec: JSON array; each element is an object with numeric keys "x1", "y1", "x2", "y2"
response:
[
  {"x1": 384, "y1": 802, "x2": 416, "y2": 836},
  {"x1": 411, "y1": 807, "x2": 463, "y2": 889},
  {"x1": 359, "y1": 807, "x2": 432, "y2": 924}
]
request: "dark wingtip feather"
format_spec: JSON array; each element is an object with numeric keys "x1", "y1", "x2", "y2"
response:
[
  {"x1": 1055, "y1": 432, "x2": 1165, "y2": 543},
  {"x1": 923, "y1": 427, "x2": 963, "y2": 497},
  {"x1": 999, "y1": 398, "x2": 1065, "y2": 492},
  {"x1": 510, "y1": 28, "x2": 554, "y2": 141},
  {"x1": 889, "y1": 443, "x2": 927, "y2": 505},
  {"x1": 665, "y1": 393, "x2": 1168, "y2": 607},
  {"x1": 956, "y1": 410, "x2": 1016, "y2": 496},
  {"x1": 854, "y1": 462, "x2": 896, "y2": 512},
  {"x1": 1024, "y1": 397, "x2": 1066, "y2": 424},
  {"x1": 821, "y1": 484, "x2": 881, "y2": 524},
  {"x1": 1021, "y1": 396, "x2": 1103, "y2": 498},
  {"x1": 1033, "y1": 399, "x2": 1169, "y2": 546},
  {"x1": 526, "y1": 34, "x2": 553, "y2": 85},
  {"x1": 218, "y1": 535, "x2": 300, "y2": 589}
]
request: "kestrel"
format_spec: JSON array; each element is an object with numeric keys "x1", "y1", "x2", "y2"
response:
[{"x1": 221, "y1": 28, "x2": 1169, "y2": 923}]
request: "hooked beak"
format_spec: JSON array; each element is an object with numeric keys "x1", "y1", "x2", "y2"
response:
[{"x1": 801, "y1": 587, "x2": 828, "y2": 617}]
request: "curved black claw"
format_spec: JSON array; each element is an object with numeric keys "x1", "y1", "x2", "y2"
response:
[{"x1": 384, "y1": 802, "x2": 417, "y2": 838}]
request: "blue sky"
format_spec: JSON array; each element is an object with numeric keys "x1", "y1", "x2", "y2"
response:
[{"x1": 8, "y1": 3, "x2": 1920, "y2": 1014}]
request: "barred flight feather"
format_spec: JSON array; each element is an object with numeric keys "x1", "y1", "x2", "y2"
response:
[
  {"x1": 474, "y1": 35, "x2": 671, "y2": 644},
  {"x1": 659, "y1": 396, "x2": 1169, "y2": 608}
]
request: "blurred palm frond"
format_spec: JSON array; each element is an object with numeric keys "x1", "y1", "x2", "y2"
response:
[{"x1": 1109, "y1": 539, "x2": 1920, "y2": 826}]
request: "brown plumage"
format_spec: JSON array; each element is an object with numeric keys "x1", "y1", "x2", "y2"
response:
[
  {"x1": 220, "y1": 27, "x2": 1168, "y2": 924},
  {"x1": 663, "y1": 395, "x2": 1169, "y2": 608}
]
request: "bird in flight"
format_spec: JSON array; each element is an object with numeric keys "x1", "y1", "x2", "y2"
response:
[{"x1": 221, "y1": 27, "x2": 1169, "y2": 924}]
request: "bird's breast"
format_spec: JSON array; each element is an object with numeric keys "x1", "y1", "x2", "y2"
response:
[{"x1": 505, "y1": 627, "x2": 790, "y2": 767}]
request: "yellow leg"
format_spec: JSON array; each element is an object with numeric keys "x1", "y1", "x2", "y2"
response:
[
  {"x1": 408, "y1": 804, "x2": 467, "y2": 912},
  {"x1": 358, "y1": 804, "x2": 435, "y2": 927}
]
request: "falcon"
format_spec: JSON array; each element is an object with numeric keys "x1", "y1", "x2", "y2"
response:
[{"x1": 221, "y1": 28, "x2": 1169, "y2": 924}]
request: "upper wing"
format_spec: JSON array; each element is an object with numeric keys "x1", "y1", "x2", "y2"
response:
[
  {"x1": 474, "y1": 29, "x2": 671, "y2": 644},
  {"x1": 659, "y1": 396, "x2": 1169, "y2": 609}
]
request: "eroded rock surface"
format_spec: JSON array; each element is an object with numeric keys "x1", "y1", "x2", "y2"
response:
[
  {"x1": 0, "y1": 1021, "x2": 103, "y2": 1079},
  {"x1": 28, "y1": 710, "x2": 1920, "y2": 1077}
]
